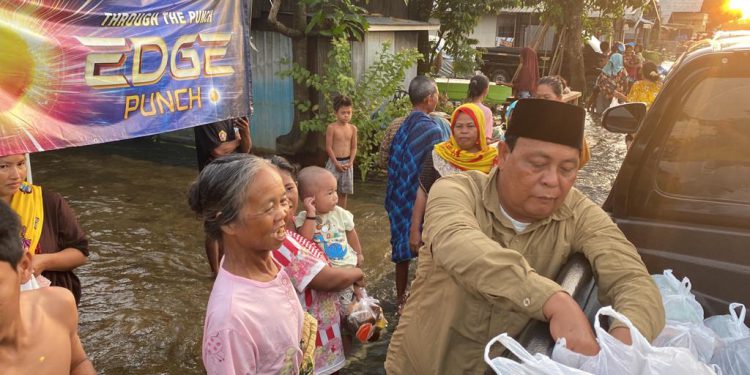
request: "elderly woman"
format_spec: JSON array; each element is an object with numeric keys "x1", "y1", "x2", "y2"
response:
[
  {"x1": 406, "y1": 103, "x2": 498, "y2": 301},
  {"x1": 0, "y1": 154, "x2": 88, "y2": 304},
  {"x1": 267, "y1": 155, "x2": 363, "y2": 375},
  {"x1": 535, "y1": 76, "x2": 591, "y2": 168},
  {"x1": 190, "y1": 154, "x2": 310, "y2": 374}
]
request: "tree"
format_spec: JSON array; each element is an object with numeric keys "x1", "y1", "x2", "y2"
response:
[
  {"x1": 281, "y1": 37, "x2": 421, "y2": 180},
  {"x1": 408, "y1": 0, "x2": 520, "y2": 76},
  {"x1": 264, "y1": 0, "x2": 368, "y2": 153},
  {"x1": 405, "y1": 0, "x2": 649, "y2": 92},
  {"x1": 524, "y1": 0, "x2": 649, "y2": 93}
]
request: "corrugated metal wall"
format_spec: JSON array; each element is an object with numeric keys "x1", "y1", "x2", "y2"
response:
[{"x1": 250, "y1": 31, "x2": 294, "y2": 152}]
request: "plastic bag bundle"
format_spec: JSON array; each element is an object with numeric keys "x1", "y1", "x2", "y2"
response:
[
  {"x1": 711, "y1": 337, "x2": 750, "y2": 375},
  {"x1": 484, "y1": 333, "x2": 591, "y2": 374},
  {"x1": 704, "y1": 303, "x2": 749, "y2": 342},
  {"x1": 552, "y1": 306, "x2": 719, "y2": 375},
  {"x1": 19, "y1": 274, "x2": 51, "y2": 292},
  {"x1": 652, "y1": 269, "x2": 704, "y2": 323},
  {"x1": 345, "y1": 289, "x2": 387, "y2": 343},
  {"x1": 653, "y1": 321, "x2": 718, "y2": 363},
  {"x1": 704, "y1": 304, "x2": 750, "y2": 375}
]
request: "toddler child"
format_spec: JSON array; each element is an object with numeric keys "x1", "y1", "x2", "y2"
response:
[{"x1": 296, "y1": 167, "x2": 364, "y2": 309}]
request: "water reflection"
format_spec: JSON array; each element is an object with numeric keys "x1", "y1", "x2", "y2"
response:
[{"x1": 29, "y1": 114, "x2": 626, "y2": 374}]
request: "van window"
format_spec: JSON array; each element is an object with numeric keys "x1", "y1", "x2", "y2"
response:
[{"x1": 656, "y1": 75, "x2": 750, "y2": 203}]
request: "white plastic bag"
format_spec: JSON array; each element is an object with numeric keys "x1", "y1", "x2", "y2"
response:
[
  {"x1": 711, "y1": 337, "x2": 750, "y2": 375},
  {"x1": 652, "y1": 269, "x2": 704, "y2": 323},
  {"x1": 19, "y1": 274, "x2": 51, "y2": 291},
  {"x1": 706, "y1": 304, "x2": 750, "y2": 375},
  {"x1": 704, "y1": 303, "x2": 749, "y2": 342},
  {"x1": 552, "y1": 306, "x2": 718, "y2": 375},
  {"x1": 484, "y1": 333, "x2": 591, "y2": 375},
  {"x1": 653, "y1": 321, "x2": 718, "y2": 363}
]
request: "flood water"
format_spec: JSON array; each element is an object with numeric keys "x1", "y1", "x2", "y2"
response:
[{"x1": 29, "y1": 114, "x2": 627, "y2": 374}]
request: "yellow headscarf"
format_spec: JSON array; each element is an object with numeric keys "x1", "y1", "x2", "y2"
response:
[
  {"x1": 433, "y1": 103, "x2": 498, "y2": 173},
  {"x1": 10, "y1": 182, "x2": 44, "y2": 256}
]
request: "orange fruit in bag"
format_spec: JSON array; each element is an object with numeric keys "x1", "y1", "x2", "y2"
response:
[{"x1": 356, "y1": 323, "x2": 373, "y2": 343}]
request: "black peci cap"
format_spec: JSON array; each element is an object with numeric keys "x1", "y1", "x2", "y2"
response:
[{"x1": 506, "y1": 99, "x2": 585, "y2": 150}]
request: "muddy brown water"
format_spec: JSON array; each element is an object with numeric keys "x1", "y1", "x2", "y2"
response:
[{"x1": 29, "y1": 114, "x2": 627, "y2": 374}]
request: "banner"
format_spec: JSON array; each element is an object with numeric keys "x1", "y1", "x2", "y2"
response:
[{"x1": 0, "y1": 0, "x2": 252, "y2": 156}]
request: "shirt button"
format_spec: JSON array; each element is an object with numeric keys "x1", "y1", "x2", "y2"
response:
[{"x1": 523, "y1": 298, "x2": 531, "y2": 307}]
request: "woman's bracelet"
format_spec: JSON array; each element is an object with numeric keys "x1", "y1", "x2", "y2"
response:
[{"x1": 306, "y1": 216, "x2": 316, "y2": 220}]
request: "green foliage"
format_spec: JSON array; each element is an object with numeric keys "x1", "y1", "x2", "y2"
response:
[
  {"x1": 301, "y1": 0, "x2": 369, "y2": 40},
  {"x1": 429, "y1": 0, "x2": 520, "y2": 76},
  {"x1": 280, "y1": 37, "x2": 423, "y2": 180}
]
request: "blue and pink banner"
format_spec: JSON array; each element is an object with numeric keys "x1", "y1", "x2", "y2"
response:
[{"x1": 0, "y1": 0, "x2": 252, "y2": 156}]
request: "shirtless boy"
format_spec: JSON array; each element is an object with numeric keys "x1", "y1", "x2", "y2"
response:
[
  {"x1": 325, "y1": 95, "x2": 358, "y2": 209},
  {"x1": 0, "y1": 201, "x2": 95, "y2": 375}
]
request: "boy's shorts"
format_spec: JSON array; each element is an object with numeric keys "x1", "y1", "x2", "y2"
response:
[{"x1": 326, "y1": 157, "x2": 354, "y2": 195}]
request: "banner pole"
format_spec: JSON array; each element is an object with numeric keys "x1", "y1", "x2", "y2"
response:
[{"x1": 25, "y1": 153, "x2": 33, "y2": 184}]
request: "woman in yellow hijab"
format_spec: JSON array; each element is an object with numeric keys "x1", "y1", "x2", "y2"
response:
[
  {"x1": 402, "y1": 103, "x2": 498, "y2": 311},
  {"x1": 0, "y1": 154, "x2": 89, "y2": 305}
]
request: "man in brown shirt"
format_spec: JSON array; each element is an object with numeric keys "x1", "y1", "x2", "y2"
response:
[{"x1": 385, "y1": 99, "x2": 664, "y2": 374}]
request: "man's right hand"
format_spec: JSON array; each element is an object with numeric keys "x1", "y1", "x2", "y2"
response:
[
  {"x1": 543, "y1": 291, "x2": 600, "y2": 356},
  {"x1": 234, "y1": 117, "x2": 250, "y2": 131}
]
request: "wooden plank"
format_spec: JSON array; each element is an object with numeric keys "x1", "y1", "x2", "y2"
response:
[{"x1": 562, "y1": 91, "x2": 582, "y2": 105}]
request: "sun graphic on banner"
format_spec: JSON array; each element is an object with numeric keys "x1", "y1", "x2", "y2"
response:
[
  {"x1": 0, "y1": 5, "x2": 61, "y2": 115},
  {"x1": 0, "y1": 2, "x2": 69, "y2": 152},
  {"x1": 0, "y1": 26, "x2": 35, "y2": 112},
  {"x1": 209, "y1": 88, "x2": 221, "y2": 103}
]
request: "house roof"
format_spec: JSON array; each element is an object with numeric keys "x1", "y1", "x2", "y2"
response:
[
  {"x1": 659, "y1": 0, "x2": 704, "y2": 23},
  {"x1": 365, "y1": 15, "x2": 440, "y2": 32},
  {"x1": 499, "y1": 7, "x2": 539, "y2": 14},
  {"x1": 498, "y1": 5, "x2": 658, "y2": 22}
]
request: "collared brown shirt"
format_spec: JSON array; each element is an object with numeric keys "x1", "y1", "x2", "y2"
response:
[{"x1": 385, "y1": 167, "x2": 664, "y2": 374}]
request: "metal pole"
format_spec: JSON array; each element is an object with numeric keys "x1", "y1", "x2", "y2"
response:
[{"x1": 25, "y1": 153, "x2": 33, "y2": 184}]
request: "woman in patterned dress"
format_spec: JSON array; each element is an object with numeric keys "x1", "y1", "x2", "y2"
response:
[{"x1": 268, "y1": 156, "x2": 364, "y2": 375}]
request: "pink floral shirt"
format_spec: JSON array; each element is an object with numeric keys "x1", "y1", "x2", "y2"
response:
[
  {"x1": 273, "y1": 230, "x2": 346, "y2": 375},
  {"x1": 203, "y1": 259, "x2": 303, "y2": 375}
]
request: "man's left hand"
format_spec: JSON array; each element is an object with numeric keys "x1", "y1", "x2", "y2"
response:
[{"x1": 610, "y1": 327, "x2": 632, "y2": 345}]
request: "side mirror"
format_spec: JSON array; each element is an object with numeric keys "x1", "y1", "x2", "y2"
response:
[{"x1": 601, "y1": 102, "x2": 647, "y2": 134}]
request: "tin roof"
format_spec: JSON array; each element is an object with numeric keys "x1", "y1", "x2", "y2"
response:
[{"x1": 365, "y1": 15, "x2": 440, "y2": 32}]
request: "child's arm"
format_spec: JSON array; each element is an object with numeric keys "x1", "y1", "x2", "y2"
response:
[
  {"x1": 409, "y1": 187, "x2": 427, "y2": 256},
  {"x1": 325, "y1": 124, "x2": 343, "y2": 171},
  {"x1": 348, "y1": 125, "x2": 358, "y2": 168},
  {"x1": 346, "y1": 228, "x2": 364, "y2": 267},
  {"x1": 298, "y1": 198, "x2": 317, "y2": 240},
  {"x1": 308, "y1": 266, "x2": 364, "y2": 292}
]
